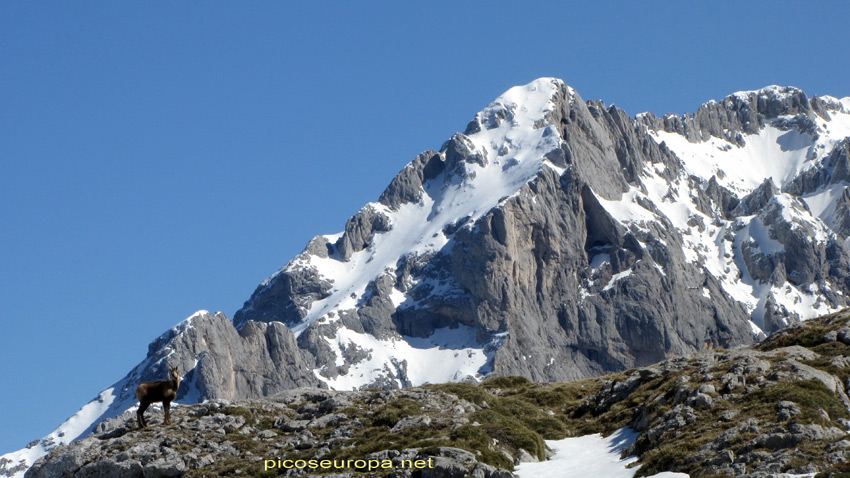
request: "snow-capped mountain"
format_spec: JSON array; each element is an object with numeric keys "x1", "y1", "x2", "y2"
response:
[{"x1": 4, "y1": 78, "x2": 850, "y2": 477}]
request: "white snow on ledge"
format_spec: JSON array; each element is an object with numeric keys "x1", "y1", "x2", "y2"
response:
[
  {"x1": 515, "y1": 427, "x2": 689, "y2": 478},
  {"x1": 315, "y1": 324, "x2": 490, "y2": 390}
]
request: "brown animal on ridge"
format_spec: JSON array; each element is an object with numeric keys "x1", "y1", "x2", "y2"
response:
[{"x1": 136, "y1": 366, "x2": 180, "y2": 428}]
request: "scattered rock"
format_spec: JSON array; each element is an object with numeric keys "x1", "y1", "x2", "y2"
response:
[
  {"x1": 776, "y1": 401, "x2": 800, "y2": 421},
  {"x1": 391, "y1": 415, "x2": 432, "y2": 433},
  {"x1": 838, "y1": 328, "x2": 850, "y2": 345},
  {"x1": 719, "y1": 409, "x2": 740, "y2": 422},
  {"x1": 515, "y1": 448, "x2": 537, "y2": 464},
  {"x1": 693, "y1": 393, "x2": 714, "y2": 410}
]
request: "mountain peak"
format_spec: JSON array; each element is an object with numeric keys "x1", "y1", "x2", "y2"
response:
[{"x1": 466, "y1": 77, "x2": 565, "y2": 132}]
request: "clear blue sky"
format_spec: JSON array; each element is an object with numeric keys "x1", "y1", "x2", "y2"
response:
[{"x1": 1, "y1": 1, "x2": 848, "y2": 454}]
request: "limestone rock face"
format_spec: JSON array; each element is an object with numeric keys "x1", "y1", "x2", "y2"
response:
[
  {"x1": 378, "y1": 150, "x2": 444, "y2": 209},
  {"x1": 636, "y1": 86, "x2": 824, "y2": 143},
  {"x1": 233, "y1": 264, "x2": 333, "y2": 328}
]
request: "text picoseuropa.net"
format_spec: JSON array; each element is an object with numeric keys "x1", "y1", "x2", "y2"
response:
[{"x1": 264, "y1": 457, "x2": 435, "y2": 472}]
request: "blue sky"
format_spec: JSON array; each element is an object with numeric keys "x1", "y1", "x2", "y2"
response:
[{"x1": 1, "y1": 1, "x2": 848, "y2": 454}]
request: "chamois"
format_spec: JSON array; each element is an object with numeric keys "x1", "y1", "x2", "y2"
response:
[{"x1": 136, "y1": 366, "x2": 180, "y2": 428}]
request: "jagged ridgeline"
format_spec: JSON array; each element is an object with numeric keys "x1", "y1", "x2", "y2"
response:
[
  {"x1": 22, "y1": 310, "x2": 850, "y2": 477},
  {"x1": 4, "y1": 78, "x2": 850, "y2": 477}
]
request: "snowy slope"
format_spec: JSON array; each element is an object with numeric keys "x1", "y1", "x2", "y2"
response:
[
  {"x1": 0, "y1": 385, "x2": 127, "y2": 478},
  {"x1": 286, "y1": 78, "x2": 565, "y2": 333},
  {"x1": 516, "y1": 427, "x2": 818, "y2": 478}
]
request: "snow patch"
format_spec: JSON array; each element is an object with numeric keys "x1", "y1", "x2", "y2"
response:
[
  {"x1": 803, "y1": 182, "x2": 850, "y2": 233},
  {"x1": 603, "y1": 269, "x2": 633, "y2": 291},
  {"x1": 590, "y1": 253, "x2": 611, "y2": 269},
  {"x1": 388, "y1": 287, "x2": 409, "y2": 308},
  {"x1": 515, "y1": 427, "x2": 689, "y2": 478}
]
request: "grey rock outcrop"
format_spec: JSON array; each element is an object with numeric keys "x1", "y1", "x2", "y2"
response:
[
  {"x1": 137, "y1": 311, "x2": 321, "y2": 405},
  {"x1": 636, "y1": 86, "x2": 835, "y2": 144},
  {"x1": 378, "y1": 150, "x2": 444, "y2": 210},
  {"x1": 233, "y1": 265, "x2": 333, "y2": 328},
  {"x1": 785, "y1": 138, "x2": 850, "y2": 196}
]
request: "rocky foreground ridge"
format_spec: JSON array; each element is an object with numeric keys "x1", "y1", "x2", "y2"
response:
[{"x1": 24, "y1": 310, "x2": 850, "y2": 478}]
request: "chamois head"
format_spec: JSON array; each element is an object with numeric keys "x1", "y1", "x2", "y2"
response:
[{"x1": 169, "y1": 366, "x2": 180, "y2": 384}]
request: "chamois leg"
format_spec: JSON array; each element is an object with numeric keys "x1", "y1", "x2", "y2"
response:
[
  {"x1": 164, "y1": 400, "x2": 172, "y2": 425},
  {"x1": 137, "y1": 401, "x2": 150, "y2": 428}
]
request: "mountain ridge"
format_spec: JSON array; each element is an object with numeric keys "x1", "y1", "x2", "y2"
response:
[{"x1": 4, "y1": 78, "x2": 850, "y2": 477}]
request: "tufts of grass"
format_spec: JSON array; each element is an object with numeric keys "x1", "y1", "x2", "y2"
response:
[
  {"x1": 759, "y1": 310, "x2": 850, "y2": 352},
  {"x1": 428, "y1": 382, "x2": 490, "y2": 404},
  {"x1": 449, "y1": 424, "x2": 513, "y2": 469},
  {"x1": 481, "y1": 375, "x2": 532, "y2": 392},
  {"x1": 814, "y1": 460, "x2": 850, "y2": 477},
  {"x1": 223, "y1": 406, "x2": 254, "y2": 421},
  {"x1": 742, "y1": 379, "x2": 849, "y2": 422},
  {"x1": 370, "y1": 398, "x2": 422, "y2": 428}
]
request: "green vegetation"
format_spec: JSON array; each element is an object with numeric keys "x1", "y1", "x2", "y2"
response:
[
  {"x1": 743, "y1": 379, "x2": 849, "y2": 423},
  {"x1": 759, "y1": 309, "x2": 848, "y2": 353},
  {"x1": 222, "y1": 405, "x2": 255, "y2": 421},
  {"x1": 370, "y1": 398, "x2": 422, "y2": 428}
]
